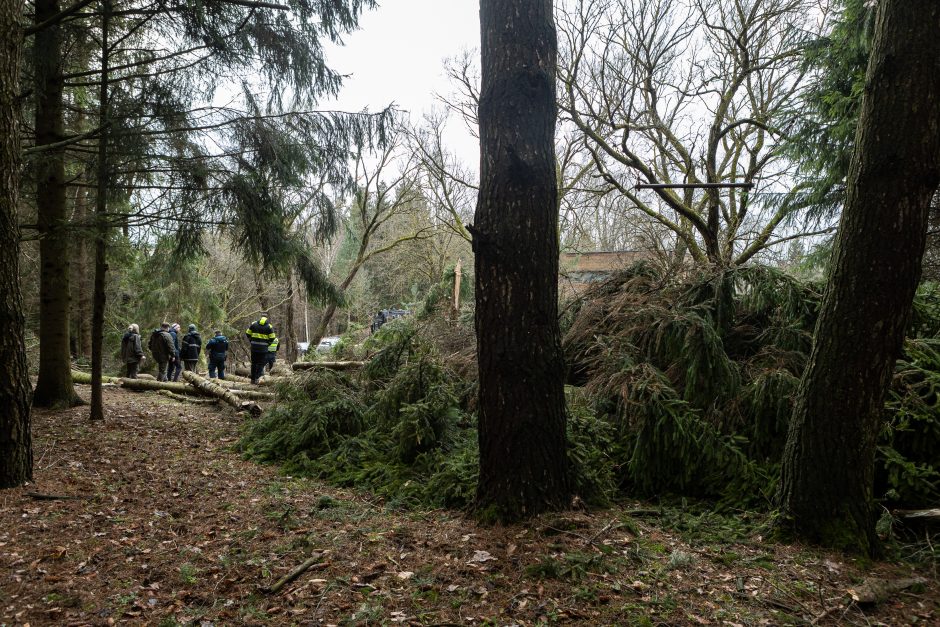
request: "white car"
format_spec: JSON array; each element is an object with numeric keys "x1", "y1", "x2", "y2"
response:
[{"x1": 316, "y1": 336, "x2": 341, "y2": 353}]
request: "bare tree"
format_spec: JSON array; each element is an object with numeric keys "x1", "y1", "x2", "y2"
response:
[{"x1": 559, "y1": 0, "x2": 826, "y2": 266}]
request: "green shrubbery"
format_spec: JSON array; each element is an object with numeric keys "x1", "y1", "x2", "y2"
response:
[{"x1": 240, "y1": 266, "x2": 940, "y2": 513}]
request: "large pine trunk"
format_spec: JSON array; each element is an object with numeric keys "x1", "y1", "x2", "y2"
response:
[
  {"x1": 473, "y1": 0, "x2": 570, "y2": 521},
  {"x1": 0, "y1": 0, "x2": 33, "y2": 488},
  {"x1": 779, "y1": 0, "x2": 940, "y2": 555},
  {"x1": 32, "y1": 0, "x2": 80, "y2": 408}
]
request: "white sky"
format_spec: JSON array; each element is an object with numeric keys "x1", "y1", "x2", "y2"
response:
[{"x1": 323, "y1": 0, "x2": 481, "y2": 165}]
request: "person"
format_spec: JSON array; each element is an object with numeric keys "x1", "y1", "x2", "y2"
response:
[
  {"x1": 167, "y1": 322, "x2": 182, "y2": 382},
  {"x1": 205, "y1": 330, "x2": 229, "y2": 379},
  {"x1": 265, "y1": 336, "x2": 280, "y2": 373},
  {"x1": 120, "y1": 323, "x2": 145, "y2": 378},
  {"x1": 147, "y1": 323, "x2": 175, "y2": 381},
  {"x1": 246, "y1": 312, "x2": 276, "y2": 384},
  {"x1": 181, "y1": 324, "x2": 202, "y2": 372}
]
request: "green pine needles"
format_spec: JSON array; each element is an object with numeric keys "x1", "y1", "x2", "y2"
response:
[{"x1": 240, "y1": 266, "x2": 940, "y2": 513}]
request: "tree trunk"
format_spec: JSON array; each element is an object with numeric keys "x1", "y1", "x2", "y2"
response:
[
  {"x1": 778, "y1": 0, "x2": 940, "y2": 555},
  {"x1": 473, "y1": 0, "x2": 570, "y2": 522},
  {"x1": 285, "y1": 273, "x2": 297, "y2": 363},
  {"x1": 72, "y1": 174, "x2": 92, "y2": 358},
  {"x1": 32, "y1": 0, "x2": 81, "y2": 408},
  {"x1": 312, "y1": 264, "x2": 360, "y2": 345},
  {"x1": 0, "y1": 0, "x2": 33, "y2": 489},
  {"x1": 89, "y1": 0, "x2": 111, "y2": 422}
]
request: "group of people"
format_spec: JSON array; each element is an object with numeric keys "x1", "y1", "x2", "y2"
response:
[{"x1": 119, "y1": 313, "x2": 280, "y2": 384}]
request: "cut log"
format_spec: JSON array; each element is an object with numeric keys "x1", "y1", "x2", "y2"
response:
[
  {"x1": 182, "y1": 371, "x2": 262, "y2": 416},
  {"x1": 121, "y1": 378, "x2": 203, "y2": 396},
  {"x1": 228, "y1": 389, "x2": 276, "y2": 400},
  {"x1": 231, "y1": 364, "x2": 279, "y2": 384},
  {"x1": 210, "y1": 378, "x2": 260, "y2": 391},
  {"x1": 72, "y1": 370, "x2": 120, "y2": 384},
  {"x1": 292, "y1": 361, "x2": 366, "y2": 371},
  {"x1": 157, "y1": 390, "x2": 219, "y2": 405},
  {"x1": 222, "y1": 373, "x2": 253, "y2": 384},
  {"x1": 137, "y1": 373, "x2": 156, "y2": 380}
]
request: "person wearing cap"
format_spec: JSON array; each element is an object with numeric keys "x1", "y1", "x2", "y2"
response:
[
  {"x1": 166, "y1": 322, "x2": 183, "y2": 382},
  {"x1": 246, "y1": 312, "x2": 276, "y2": 384},
  {"x1": 181, "y1": 324, "x2": 203, "y2": 372},
  {"x1": 120, "y1": 323, "x2": 145, "y2": 378},
  {"x1": 205, "y1": 330, "x2": 230, "y2": 379}
]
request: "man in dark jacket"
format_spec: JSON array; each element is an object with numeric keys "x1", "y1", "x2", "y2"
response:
[
  {"x1": 205, "y1": 330, "x2": 229, "y2": 379},
  {"x1": 265, "y1": 337, "x2": 280, "y2": 373},
  {"x1": 181, "y1": 324, "x2": 202, "y2": 372},
  {"x1": 148, "y1": 323, "x2": 175, "y2": 381},
  {"x1": 167, "y1": 323, "x2": 182, "y2": 381},
  {"x1": 120, "y1": 323, "x2": 145, "y2": 378},
  {"x1": 246, "y1": 313, "x2": 276, "y2": 384}
]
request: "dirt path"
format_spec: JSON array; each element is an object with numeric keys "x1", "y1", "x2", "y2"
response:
[{"x1": 1, "y1": 386, "x2": 937, "y2": 625}]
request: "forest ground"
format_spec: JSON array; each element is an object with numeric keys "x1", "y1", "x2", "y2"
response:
[{"x1": 1, "y1": 387, "x2": 938, "y2": 626}]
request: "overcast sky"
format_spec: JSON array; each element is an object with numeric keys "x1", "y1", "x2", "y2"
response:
[{"x1": 323, "y1": 0, "x2": 481, "y2": 164}]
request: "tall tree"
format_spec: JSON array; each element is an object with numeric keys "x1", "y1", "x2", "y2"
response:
[
  {"x1": 0, "y1": 0, "x2": 33, "y2": 487},
  {"x1": 31, "y1": 0, "x2": 82, "y2": 407},
  {"x1": 474, "y1": 0, "x2": 570, "y2": 521},
  {"x1": 778, "y1": 0, "x2": 940, "y2": 554}
]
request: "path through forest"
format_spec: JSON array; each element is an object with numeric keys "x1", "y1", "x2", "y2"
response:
[{"x1": 1, "y1": 387, "x2": 937, "y2": 625}]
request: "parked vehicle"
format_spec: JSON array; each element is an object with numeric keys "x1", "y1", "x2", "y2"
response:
[{"x1": 316, "y1": 336, "x2": 341, "y2": 353}]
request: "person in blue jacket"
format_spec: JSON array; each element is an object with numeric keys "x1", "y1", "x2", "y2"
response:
[{"x1": 205, "y1": 330, "x2": 230, "y2": 379}]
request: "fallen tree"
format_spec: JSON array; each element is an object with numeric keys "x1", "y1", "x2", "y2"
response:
[
  {"x1": 292, "y1": 361, "x2": 365, "y2": 371},
  {"x1": 157, "y1": 390, "x2": 219, "y2": 405},
  {"x1": 72, "y1": 370, "x2": 120, "y2": 384},
  {"x1": 229, "y1": 389, "x2": 276, "y2": 401},
  {"x1": 182, "y1": 371, "x2": 262, "y2": 416},
  {"x1": 121, "y1": 378, "x2": 202, "y2": 396}
]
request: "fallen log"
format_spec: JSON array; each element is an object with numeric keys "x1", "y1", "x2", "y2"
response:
[
  {"x1": 222, "y1": 373, "x2": 253, "y2": 384},
  {"x1": 182, "y1": 371, "x2": 262, "y2": 416},
  {"x1": 228, "y1": 388, "x2": 276, "y2": 400},
  {"x1": 292, "y1": 361, "x2": 366, "y2": 371},
  {"x1": 72, "y1": 370, "x2": 120, "y2": 384},
  {"x1": 157, "y1": 390, "x2": 219, "y2": 405},
  {"x1": 233, "y1": 363, "x2": 285, "y2": 383},
  {"x1": 210, "y1": 378, "x2": 261, "y2": 391},
  {"x1": 121, "y1": 378, "x2": 203, "y2": 396}
]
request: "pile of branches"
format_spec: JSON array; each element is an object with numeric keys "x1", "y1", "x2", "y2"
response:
[{"x1": 563, "y1": 262, "x2": 940, "y2": 508}]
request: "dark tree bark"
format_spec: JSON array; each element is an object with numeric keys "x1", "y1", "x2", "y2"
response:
[
  {"x1": 778, "y1": 0, "x2": 940, "y2": 555},
  {"x1": 0, "y1": 0, "x2": 34, "y2": 488},
  {"x1": 89, "y1": 0, "x2": 111, "y2": 422},
  {"x1": 32, "y1": 0, "x2": 81, "y2": 408},
  {"x1": 473, "y1": 0, "x2": 570, "y2": 521}
]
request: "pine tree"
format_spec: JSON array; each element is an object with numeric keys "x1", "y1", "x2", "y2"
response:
[
  {"x1": 778, "y1": 0, "x2": 940, "y2": 555},
  {"x1": 0, "y1": 0, "x2": 33, "y2": 487},
  {"x1": 474, "y1": 0, "x2": 570, "y2": 521}
]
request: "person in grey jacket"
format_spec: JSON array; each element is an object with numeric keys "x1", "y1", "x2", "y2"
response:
[{"x1": 120, "y1": 323, "x2": 145, "y2": 378}]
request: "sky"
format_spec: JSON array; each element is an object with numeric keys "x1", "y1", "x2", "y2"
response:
[{"x1": 323, "y1": 0, "x2": 481, "y2": 164}]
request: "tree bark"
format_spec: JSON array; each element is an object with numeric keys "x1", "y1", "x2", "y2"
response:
[
  {"x1": 778, "y1": 0, "x2": 940, "y2": 555},
  {"x1": 181, "y1": 371, "x2": 261, "y2": 415},
  {"x1": 473, "y1": 0, "x2": 570, "y2": 521},
  {"x1": 0, "y1": 0, "x2": 33, "y2": 489},
  {"x1": 32, "y1": 0, "x2": 81, "y2": 408},
  {"x1": 285, "y1": 273, "x2": 297, "y2": 363},
  {"x1": 89, "y1": 0, "x2": 111, "y2": 422}
]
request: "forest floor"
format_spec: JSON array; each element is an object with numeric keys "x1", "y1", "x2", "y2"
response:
[{"x1": 1, "y1": 386, "x2": 938, "y2": 626}]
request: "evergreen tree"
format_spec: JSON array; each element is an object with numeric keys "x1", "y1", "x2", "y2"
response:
[
  {"x1": 474, "y1": 0, "x2": 570, "y2": 521},
  {"x1": 778, "y1": 0, "x2": 940, "y2": 555},
  {"x1": 1, "y1": 0, "x2": 33, "y2": 487}
]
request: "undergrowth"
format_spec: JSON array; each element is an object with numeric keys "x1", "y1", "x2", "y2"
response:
[{"x1": 241, "y1": 265, "x2": 940, "y2": 514}]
